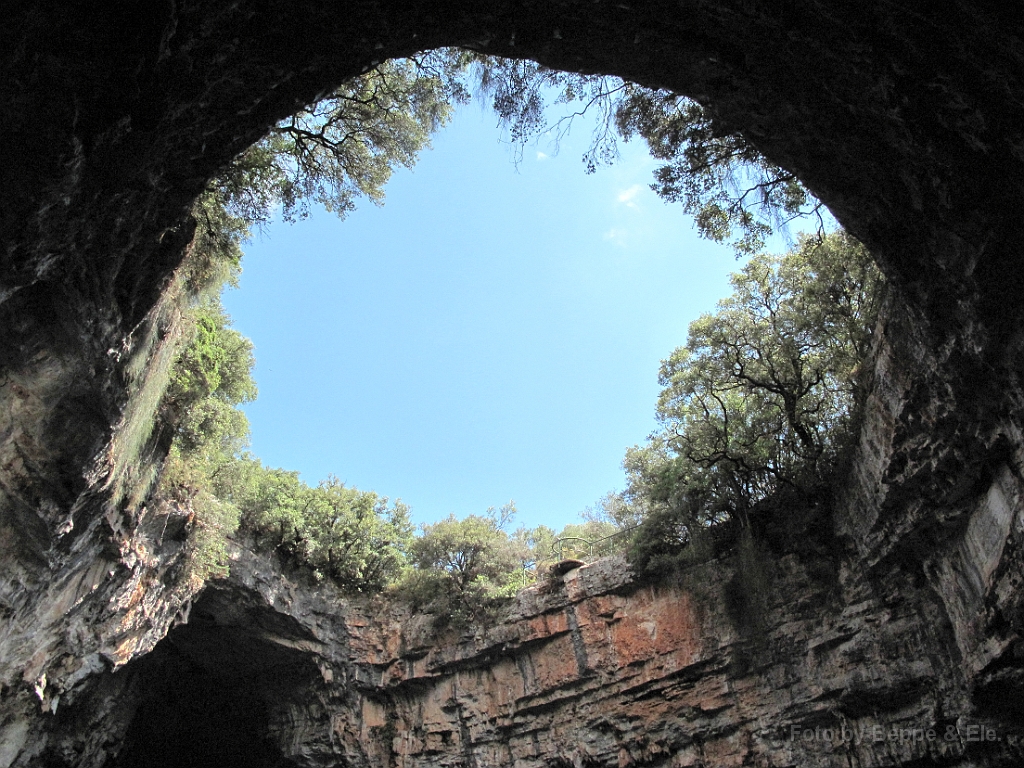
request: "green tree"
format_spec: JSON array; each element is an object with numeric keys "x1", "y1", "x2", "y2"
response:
[
  {"x1": 162, "y1": 299, "x2": 257, "y2": 458},
  {"x1": 206, "y1": 456, "x2": 413, "y2": 592},
  {"x1": 628, "y1": 231, "x2": 883, "y2": 560},
  {"x1": 581, "y1": 490, "x2": 647, "y2": 531},
  {"x1": 409, "y1": 503, "x2": 523, "y2": 594},
  {"x1": 214, "y1": 455, "x2": 307, "y2": 546},
  {"x1": 473, "y1": 57, "x2": 821, "y2": 255},
  {"x1": 394, "y1": 502, "x2": 536, "y2": 623},
  {"x1": 291, "y1": 476, "x2": 413, "y2": 591},
  {"x1": 511, "y1": 524, "x2": 558, "y2": 569},
  {"x1": 614, "y1": 88, "x2": 819, "y2": 255},
  {"x1": 156, "y1": 294, "x2": 258, "y2": 584},
  {"x1": 216, "y1": 52, "x2": 470, "y2": 227}
]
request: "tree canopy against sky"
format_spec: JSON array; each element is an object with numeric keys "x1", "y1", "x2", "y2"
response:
[
  {"x1": 157, "y1": 52, "x2": 882, "y2": 591},
  {"x1": 208, "y1": 52, "x2": 835, "y2": 531},
  {"x1": 620, "y1": 231, "x2": 883, "y2": 569}
]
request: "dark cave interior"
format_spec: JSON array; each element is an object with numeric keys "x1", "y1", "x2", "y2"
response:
[
  {"x1": 99, "y1": 589, "x2": 316, "y2": 768},
  {"x1": 110, "y1": 650, "x2": 282, "y2": 768}
]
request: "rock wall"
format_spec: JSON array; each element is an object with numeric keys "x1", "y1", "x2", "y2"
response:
[
  {"x1": 30, "y1": 514, "x2": 1024, "y2": 768},
  {"x1": 2, "y1": 286, "x2": 1020, "y2": 768},
  {"x1": 12, "y1": 299, "x2": 1024, "y2": 766},
  {"x1": 26, "y1": 299, "x2": 1022, "y2": 768}
]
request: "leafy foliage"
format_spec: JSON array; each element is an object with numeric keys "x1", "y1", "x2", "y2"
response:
[
  {"x1": 216, "y1": 52, "x2": 470, "y2": 226},
  {"x1": 409, "y1": 503, "x2": 522, "y2": 594},
  {"x1": 163, "y1": 300, "x2": 257, "y2": 455},
  {"x1": 615, "y1": 89, "x2": 819, "y2": 255},
  {"x1": 157, "y1": 295, "x2": 254, "y2": 584},
  {"x1": 473, "y1": 56, "x2": 627, "y2": 169},
  {"x1": 624, "y1": 231, "x2": 883, "y2": 569},
  {"x1": 473, "y1": 57, "x2": 822, "y2": 255},
  {"x1": 152, "y1": 52, "x2": 882, "y2": 598},
  {"x1": 581, "y1": 490, "x2": 648, "y2": 531},
  {"x1": 259, "y1": 473, "x2": 413, "y2": 591}
]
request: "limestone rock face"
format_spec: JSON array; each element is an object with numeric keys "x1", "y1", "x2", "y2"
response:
[
  {"x1": 18, "y1": 304, "x2": 1024, "y2": 767},
  {"x1": 3, "y1": 304, "x2": 1024, "y2": 767},
  {"x1": 28, "y1": 520, "x2": 1024, "y2": 768}
]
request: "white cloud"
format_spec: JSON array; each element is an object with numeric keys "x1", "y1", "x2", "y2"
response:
[
  {"x1": 536, "y1": 151, "x2": 549, "y2": 161},
  {"x1": 603, "y1": 228, "x2": 628, "y2": 245},
  {"x1": 617, "y1": 184, "x2": 642, "y2": 208}
]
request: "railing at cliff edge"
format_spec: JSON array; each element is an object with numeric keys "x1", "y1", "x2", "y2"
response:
[{"x1": 550, "y1": 526, "x2": 637, "y2": 563}]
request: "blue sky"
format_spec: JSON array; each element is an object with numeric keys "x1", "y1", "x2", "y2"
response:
[{"x1": 222, "y1": 102, "x2": 751, "y2": 532}]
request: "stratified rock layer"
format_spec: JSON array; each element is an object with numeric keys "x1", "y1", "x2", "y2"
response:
[
  {"x1": 8, "y1": 289, "x2": 1021, "y2": 768},
  {"x1": 35, "y1": 522, "x2": 1022, "y2": 768}
]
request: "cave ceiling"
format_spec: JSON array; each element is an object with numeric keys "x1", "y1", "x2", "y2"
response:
[{"x1": 3, "y1": 1, "x2": 1022, "y2": 325}]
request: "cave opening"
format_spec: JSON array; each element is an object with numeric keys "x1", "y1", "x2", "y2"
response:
[
  {"x1": 99, "y1": 587, "x2": 317, "y2": 768},
  {"x1": 110, "y1": 651, "x2": 282, "y2": 768}
]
